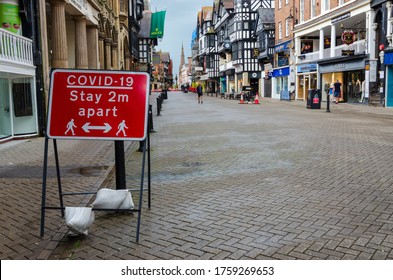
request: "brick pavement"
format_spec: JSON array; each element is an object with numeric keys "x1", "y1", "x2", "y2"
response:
[
  {"x1": 0, "y1": 134, "x2": 136, "y2": 259},
  {"x1": 2, "y1": 92, "x2": 393, "y2": 259}
]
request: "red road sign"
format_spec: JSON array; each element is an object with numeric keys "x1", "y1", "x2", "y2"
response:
[{"x1": 47, "y1": 69, "x2": 149, "y2": 140}]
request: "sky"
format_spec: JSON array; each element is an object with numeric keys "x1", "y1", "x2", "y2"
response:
[{"x1": 149, "y1": 0, "x2": 214, "y2": 79}]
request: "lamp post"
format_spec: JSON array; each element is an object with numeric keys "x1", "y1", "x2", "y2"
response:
[{"x1": 379, "y1": 45, "x2": 385, "y2": 107}]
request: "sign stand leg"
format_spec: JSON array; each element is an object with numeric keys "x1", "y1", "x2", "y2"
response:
[
  {"x1": 53, "y1": 139, "x2": 65, "y2": 217},
  {"x1": 136, "y1": 137, "x2": 147, "y2": 242},
  {"x1": 40, "y1": 137, "x2": 49, "y2": 237},
  {"x1": 147, "y1": 113, "x2": 151, "y2": 209},
  {"x1": 40, "y1": 138, "x2": 65, "y2": 236},
  {"x1": 115, "y1": 141, "x2": 126, "y2": 190}
]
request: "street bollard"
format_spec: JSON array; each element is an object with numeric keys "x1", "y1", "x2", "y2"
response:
[
  {"x1": 149, "y1": 104, "x2": 155, "y2": 132},
  {"x1": 156, "y1": 96, "x2": 162, "y2": 116},
  {"x1": 326, "y1": 93, "x2": 331, "y2": 113}
]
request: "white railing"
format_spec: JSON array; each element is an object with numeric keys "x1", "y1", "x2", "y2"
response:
[
  {"x1": 297, "y1": 39, "x2": 366, "y2": 64},
  {"x1": 0, "y1": 28, "x2": 33, "y2": 65}
]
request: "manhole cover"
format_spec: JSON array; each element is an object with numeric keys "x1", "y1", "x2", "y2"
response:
[
  {"x1": 182, "y1": 162, "x2": 203, "y2": 167},
  {"x1": 67, "y1": 166, "x2": 109, "y2": 177}
]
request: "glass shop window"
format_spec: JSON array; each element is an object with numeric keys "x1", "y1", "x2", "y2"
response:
[{"x1": 13, "y1": 81, "x2": 33, "y2": 117}]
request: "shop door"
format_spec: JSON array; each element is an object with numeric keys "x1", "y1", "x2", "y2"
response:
[
  {"x1": 387, "y1": 68, "x2": 393, "y2": 107},
  {"x1": 264, "y1": 79, "x2": 272, "y2": 97},
  {"x1": 298, "y1": 75, "x2": 310, "y2": 100},
  {"x1": 250, "y1": 78, "x2": 259, "y2": 95},
  {"x1": 0, "y1": 79, "x2": 12, "y2": 139}
]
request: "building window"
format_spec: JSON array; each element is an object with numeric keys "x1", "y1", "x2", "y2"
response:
[
  {"x1": 300, "y1": 0, "x2": 304, "y2": 23},
  {"x1": 322, "y1": 0, "x2": 330, "y2": 12},
  {"x1": 278, "y1": 22, "x2": 282, "y2": 40},
  {"x1": 311, "y1": 0, "x2": 317, "y2": 18},
  {"x1": 244, "y1": 21, "x2": 249, "y2": 30},
  {"x1": 285, "y1": 19, "x2": 290, "y2": 37},
  {"x1": 279, "y1": 0, "x2": 282, "y2": 9}
]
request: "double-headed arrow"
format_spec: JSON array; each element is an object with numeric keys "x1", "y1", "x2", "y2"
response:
[{"x1": 82, "y1": 123, "x2": 112, "y2": 133}]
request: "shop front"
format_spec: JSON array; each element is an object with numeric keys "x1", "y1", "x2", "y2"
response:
[
  {"x1": 219, "y1": 74, "x2": 227, "y2": 93},
  {"x1": 272, "y1": 67, "x2": 290, "y2": 100},
  {"x1": 319, "y1": 56, "x2": 366, "y2": 103},
  {"x1": 0, "y1": 77, "x2": 38, "y2": 141},
  {"x1": 384, "y1": 51, "x2": 393, "y2": 107},
  {"x1": 249, "y1": 72, "x2": 260, "y2": 96},
  {"x1": 296, "y1": 64, "x2": 317, "y2": 101}
]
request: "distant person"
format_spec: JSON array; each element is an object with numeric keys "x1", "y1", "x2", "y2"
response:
[
  {"x1": 333, "y1": 79, "x2": 342, "y2": 104},
  {"x1": 197, "y1": 83, "x2": 203, "y2": 104}
]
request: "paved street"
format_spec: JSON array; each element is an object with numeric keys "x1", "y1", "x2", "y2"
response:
[
  {"x1": 2, "y1": 91, "x2": 393, "y2": 260},
  {"x1": 48, "y1": 92, "x2": 393, "y2": 260}
]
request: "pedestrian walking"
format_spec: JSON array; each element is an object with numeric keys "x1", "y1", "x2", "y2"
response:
[{"x1": 197, "y1": 83, "x2": 203, "y2": 104}]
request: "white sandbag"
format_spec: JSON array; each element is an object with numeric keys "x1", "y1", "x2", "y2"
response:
[
  {"x1": 92, "y1": 188, "x2": 134, "y2": 210},
  {"x1": 65, "y1": 207, "x2": 95, "y2": 236}
]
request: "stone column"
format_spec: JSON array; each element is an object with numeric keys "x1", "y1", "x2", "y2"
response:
[
  {"x1": 386, "y1": 1, "x2": 392, "y2": 47},
  {"x1": 125, "y1": 53, "x2": 131, "y2": 70},
  {"x1": 50, "y1": 0, "x2": 68, "y2": 68},
  {"x1": 75, "y1": 16, "x2": 88, "y2": 69},
  {"x1": 367, "y1": 10, "x2": 376, "y2": 59},
  {"x1": 105, "y1": 38, "x2": 112, "y2": 69},
  {"x1": 112, "y1": 43, "x2": 118, "y2": 70},
  {"x1": 330, "y1": 25, "x2": 336, "y2": 58},
  {"x1": 98, "y1": 33, "x2": 105, "y2": 69},
  {"x1": 319, "y1": 28, "x2": 324, "y2": 59},
  {"x1": 87, "y1": 26, "x2": 99, "y2": 69}
]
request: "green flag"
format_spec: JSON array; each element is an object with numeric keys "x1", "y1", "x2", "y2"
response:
[{"x1": 150, "y1": 10, "x2": 166, "y2": 38}]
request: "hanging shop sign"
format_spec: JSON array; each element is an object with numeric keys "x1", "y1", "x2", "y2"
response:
[
  {"x1": 0, "y1": 2, "x2": 21, "y2": 34},
  {"x1": 250, "y1": 72, "x2": 261, "y2": 79},
  {"x1": 341, "y1": 30, "x2": 355, "y2": 45}
]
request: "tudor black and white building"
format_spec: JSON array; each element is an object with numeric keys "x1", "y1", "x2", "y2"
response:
[{"x1": 192, "y1": 0, "x2": 273, "y2": 96}]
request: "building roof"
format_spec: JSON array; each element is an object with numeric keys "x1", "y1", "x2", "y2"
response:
[
  {"x1": 223, "y1": 0, "x2": 234, "y2": 10},
  {"x1": 161, "y1": 52, "x2": 170, "y2": 63},
  {"x1": 139, "y1": 10, "x2": 152, "y2": 38}
]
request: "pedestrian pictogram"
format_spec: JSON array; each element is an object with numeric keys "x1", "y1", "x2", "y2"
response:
[
  {"x1": 47, "y1": 69, "x2": 149, "y2": 140},
  {"x1": 116, "y1": 120, "x2": 128, "y2": 136},
  {"x1": 65, "y1": 119, "x2": 77, "y2": 135}
]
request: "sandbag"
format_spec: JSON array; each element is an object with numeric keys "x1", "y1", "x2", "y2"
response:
[
  {"x1": 65, "y1": 207, "x2": 95, "y2": 236},
  {"x1": 91, "y1": 188, "x2": 134, "y2": 210}
]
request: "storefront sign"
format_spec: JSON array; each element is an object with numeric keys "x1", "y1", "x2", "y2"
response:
[
  {"x1": 274, "y1": 41, "x2": 291, "y2": 52},
  {"x1": 331, "y1": 12, "x2": 351, "y2": 24},
  {"x1": 319, "y1": 59, "x2": 365, "y2": 74},
  {"x1": 342, "y1": 49, "x2": 355, "y2": 56},
  {"x1": 384, "y1": 52, "x2": 393, "y2": 65},
  {"x1": 272, "y1": 67, "x2": 290, "y2": 77},
  {"x1": 297, "y1": 64, "x2": 317, "y2": 73}
]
